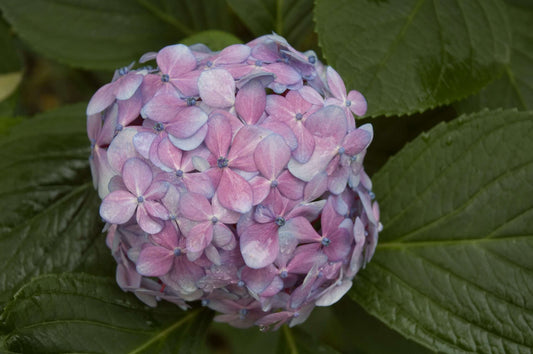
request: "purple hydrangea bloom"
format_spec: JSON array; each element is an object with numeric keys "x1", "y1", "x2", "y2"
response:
[{"x1": 88, "y1": 33, "x2": 382, "y2": 330}]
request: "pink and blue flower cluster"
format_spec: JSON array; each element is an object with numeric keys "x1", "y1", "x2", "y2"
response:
[{"x1": 87, "y1": 34, "x2": 381, "y2": 330}]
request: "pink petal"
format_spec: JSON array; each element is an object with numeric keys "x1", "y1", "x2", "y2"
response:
[
  {"x1": 186, "y1": 222, "x2": 214, "y2": 253},
  {"x1": 144, "y1": 181, "x2": 169, "y2": 200},
  {"x1": 212, "y1": 193, "x2": 241, "y2": 223},
  {"x1": 136, "y1": 245, "x2": 174, "y2": 276},
  {"x1": 151, "y1": 221, "x2": 180, "y2": 250},
  {"x1": 323, "y1": 228, "x2": 352, "y2": 261},
  {"x1": 133, "y1": 132, "x2": 156, "y2": 160},
  {"x1": 157, "y1": 137, "x2": 183, "y2": 170},
  {"x1": 213, "y1": 44, "x2": 251, "y2": 65},
  {"x1": 107, "y1": 128, "x2": 143, "y2": 173},
  {"x1": 249, "y1": 176, "x2": 271, "y2": 205},
  {"x1": 254, "y1": 134, "x2": 290, "y2": 179},
  {"x1": 298, "y1": 86, "x2": 324, "y2": 106},
  {"x1": 281, "y1": 217, "x2": 320, "y2": 243},
  {"x1": 137, "y1": 205, "x2": 164, "y2": 234},
  {"x1": 264, "y1": 62, "x2": 301, "y2": 85},
  {"x1": 240, "y1": 222, "x2": 279, "y2": 269},
  {"x1": 259, "y1": 119, "x2": 298, "y2": 151},
  {"x1": 288, "y1": 137, "x2": 338, "y2": 181},
  {"x1": 228, "y1": 126, "x2": 269, "y2": 171},
  {"x1": 347, "y1": 90, "x2": 367, "y2": 116},
  {"x1": 168, "y1": 123, "x2": 208, "y2": 151},
  {"x1": 326, "y1": 66, "x2": 347, "y2": 99},
  {"x1": 100, "y1": 190, "x2": 137, "y2": 224},
  {"x1": 144, "y1": 200, "x2": 169, "y2": 220},
  {"x1": 217, "y1": 169, "x2": 253, "y2": 213},
  {"x1": 212, "y1": 223, "x2": 236, "y2": 248},
  {"x1": 240, "y1": 265, "x2": 277, "y2": 295},
  {"x1": 171, "y1": 70, "x2": 201, "y2": 97},
  {"x1": 166, "y1": 106, "x2": 208, "y2": 139},
  {"x1": 235, "y1": 79, "x2": 266, "y2": 125},
  {"x1": 205, "y1": 114, "x2": 232, "y2": 157},
  {"x1": 182, "y1": 173, "x2": 215, "y2": 198},
  {"x1": 122, "y1": 158, "x2": 153, "y2": 196},
  {"x1": 141, "y1": 91, "x2": 186, "y2": 122},
  {"x1": 343, "y1": 126, "x2": 372, "y2": 155},
  {"x1": 87, "y1": 83, "x2": 115, "y2": 115},
  {"x1": 117, "y1": 91, "x2": 142, "y2": 126},
  {"x1": 198, "y1": 69, "x2": 236, "y2": 108},
  {"x1": 115, "y1": 74, "x2": 144, "y2": 100},
  {"x1": 179, "y1": 192, "x2": 213, "y2": 221},
  {"x1": 291, "y1": 123, "x2": 315, "y2": 163},
  {"x1": 328, "y1": 166, "x2": 350, "y2": 195},
  {"x1": 303, "y1": 171, "x2": 328, "y2": 201},
  {"x1": 305, "y1": 105, "x2": 347, "y2": 143},
  {"x1": 315, "y1": 280, "x2": 352, "y2": 307},
  {"x1": 277, "y1": 170, "x2": 305, "y2": 200},
  {"x1": 157, "y1": 44, "x2": 197, "y2": 77}
]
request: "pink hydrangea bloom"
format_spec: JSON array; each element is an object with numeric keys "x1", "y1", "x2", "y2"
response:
[{"x1": 88, "y1": 34, "x2": 381, "y2": 330}]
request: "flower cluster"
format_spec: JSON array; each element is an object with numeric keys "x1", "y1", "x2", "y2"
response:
[{"x1": 87, "y1": 34, "x2": 381, "y2": 330}]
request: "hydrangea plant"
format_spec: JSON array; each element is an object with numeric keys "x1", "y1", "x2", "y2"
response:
[
  {"x1": 88, "y1": 34, "x2": 381, "y2": 329},
  {"x1": 0, "y1": 0, "x2": 531, "y2": 353}
]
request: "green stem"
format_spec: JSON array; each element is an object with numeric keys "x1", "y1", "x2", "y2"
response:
[
  {"x1": 282, "y1": 325, "x2": 299, "y2": 354},
  {"x1": 276, "y1": 0, "x2": 284, "y2": 35}
]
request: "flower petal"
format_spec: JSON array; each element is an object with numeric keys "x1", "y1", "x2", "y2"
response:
[
  {"x1": 198, "y1": 69, "x2": 236, "y2": 108},
  {"x1": 240, "y1": 222, "x2": 279, "y2": 269},
  {"x1": 326, "y1": 66, "x2": 346, "y2": 99},
  {"x1": 141, "y1": 91, "x2": 186, "y2": 122},
  {"x1": 166, "y1": 106, "x2": 208, "y2": 139},
  {"x1": 179, "y1": 192, "x2": 213, "y2": 221},
  {"x1": 254, "y1": 133, "x2": 290, "y2": 179},
  {"x1": 235, "y1": 79, "x2": 266, "y2": 125},
  {"x1": 205, "y1": 113, "x2": 232, "y2": 157},
  {"x1": 137, "y1": 205, "x2": 164, "y2": 234},
  {"x1": 100, "y1": 190, "x2": 137, "y2": 224},
  {"x1": 107, "y1": 128, "x2": 140, "y2": 173},
  {"x1": 168, "y1": 123, "x2": 208, "y2": 151},
  {"x1": 122, "y1": 158, "x2": 153, "y2": 196},
  {"x1": 347, "y1": 90, "x2": 367, "y2": 116},
  {"x1": 305, "y1": 105, "x2": 347, "y2": 143},
  {"x1": 217, "y1": 169, "x2": 253, "y2": 213},
  {"x1": 157, "y1": 44, "x2": 197, "y2": 77},
  {"x1": 186, "y1": 221, "x2": 214, "y2": 253},
  {"x1": 136, "y1": 245, "x2": 174, "y2": 276}
]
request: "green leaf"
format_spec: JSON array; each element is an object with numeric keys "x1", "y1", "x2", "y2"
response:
[
  {"x1": 314, "y1": 0, "x2": 512, "y2": 117},
  {"x1": 226, "y1": 0, "x2": 315, "y2": 50},
  {"x1": 350, "y1": 110, "x2": 533, "y2": 352},
  {"x1": 0, "y1": 0, "x2": 180, "y2": 70},
  {"x1": 138, "y1": 0, "x2": 238, "y2": 34},
  {"x1": 456, "y1": 2, "x2": 533, "y2": 112},
  {"x1": 0, "y1": 104, "x2": 108, "y2": 304},
  {"x1": 0, "y1": 117, "x2": 22, "y2": 136},
  {"x1": 276, "y1": 326, "x2": 339, "y2": 354},
  {"x1": 181, "y1": 30, "x2": 242, "y2": 51},
  {"x1": 0, "y1": 273, "x2": 213, "y2": 353},
  {"x1": 0, "y1": 19, "x2": 22, "y2": 102}
]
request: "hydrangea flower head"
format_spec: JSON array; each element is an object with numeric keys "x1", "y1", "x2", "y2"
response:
[{"x1": 88, "y1": 34, "x2": 381, "y2": 330}]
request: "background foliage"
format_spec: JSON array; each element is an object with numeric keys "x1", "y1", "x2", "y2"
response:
[{"x1": 0, "y1": 0, "x2": 531, "y2": 353}]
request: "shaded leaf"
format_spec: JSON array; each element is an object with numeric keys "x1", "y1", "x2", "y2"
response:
[
  {"x1": 208, "y1": 322, "x2": 280, "y2": 354},
  {"x1": 0, "y1": 0, "x2": 179, "y2": 70},
  {"x1": 0, "y1": 273, "x2": 213, "y2": 353},
  {"x1": 315, "y1": 0, "x2": 511, "y2": 117},
  {"x1": 226, "y1": 0, "x2": 315, "y2": 50},
  {"x1": 456, "y1": 1, "x2": 533, "y2": 112},
  {"x1": 0, "y1": 104, "x2": 107, "y2": 304},
  {"x1": 350, "y1": 109, "x2": 533, "y2": 352},
  {"x1": 181, "y1": 30, "x2": 242, "y2": 51}
]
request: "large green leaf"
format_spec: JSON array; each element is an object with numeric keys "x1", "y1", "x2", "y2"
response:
[
  {"x1": 0, "y1": 273, "x2": 213, "y2": 353},
  {"x1": 0, "y1": 19, "x2": 22, "y2": 102},
  {"x1": 0, "y1": 0, "x2": 178, "y2": 70},
  {"x1": 456, "y1": 1, "x2": 533, "y2": 112},
  {"x1": 0, "y1": 104, "x2": 107, "y2": 304},
  {"x1": 0, "y1": 0, "x2": 242, "y2": 70},
  {"x1": 314, "y1": 0, "x2": 512, "y2": 117},
  {"x1": 226, "y1": 0, "x2": 315, "y2": 50},
  {"x1": 350, "y1": 110, "x2": 533, "y2": 352}
]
